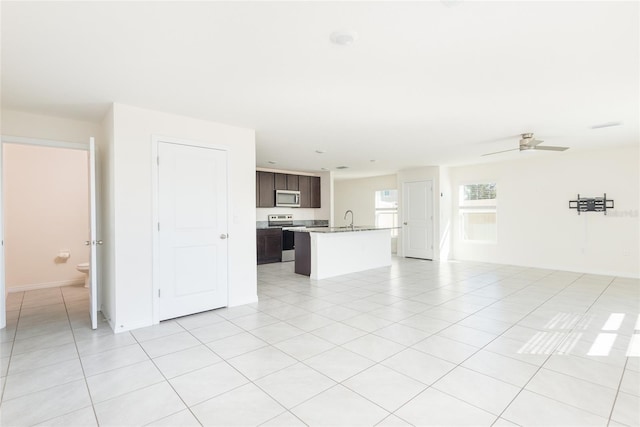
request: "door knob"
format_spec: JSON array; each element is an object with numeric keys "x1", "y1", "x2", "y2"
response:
[
  {"x1": 220, "y1": 234, "x2": 228, "y2": 240},
  {"x1": 97, "y1": 240, "x2": 103, "y2": 245},
  {"x1": 84, "y1": 241, "x2": 91, "y2": 246}
]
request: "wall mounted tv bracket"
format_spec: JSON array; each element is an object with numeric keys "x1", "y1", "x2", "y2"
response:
[{"x1": 569, "y1": 193, "x2": 614, "y2": 215}]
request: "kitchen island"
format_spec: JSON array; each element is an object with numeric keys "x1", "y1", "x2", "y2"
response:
[{"x1": 294, "y1": 227, "x2": 393, "y2": 280}]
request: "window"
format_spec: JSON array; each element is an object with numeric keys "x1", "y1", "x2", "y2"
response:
[
  {"x1": 375, "y1": 189, "x2": 398, "y2": 237},
  {"x1": 459, "y1": 183, "x2": 497, "y2": 242}
]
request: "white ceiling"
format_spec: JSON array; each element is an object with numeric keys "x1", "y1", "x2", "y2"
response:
[{"x1": 2, "y1": 1, "x2": 638, "y2": 178}]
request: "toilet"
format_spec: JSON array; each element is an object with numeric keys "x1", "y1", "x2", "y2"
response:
[{"x1": 76, "y1": 262, "x2": 90, "y2": 288}]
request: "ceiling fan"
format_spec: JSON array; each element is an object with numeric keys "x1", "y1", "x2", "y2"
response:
[{"x1": 482, "y1": 133, "x2": 569, "y2": 156}]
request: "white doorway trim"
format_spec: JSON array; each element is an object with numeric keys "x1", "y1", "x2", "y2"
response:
[
  {"x1": 150, "y1": 135, "x2": 231, "y2": 325},
  {"x1": 1, "y1": 135, "x2": 88, "y2": 151},
  {"x1": 0, "y1": 135, "x2": 93, "y2": 330}
]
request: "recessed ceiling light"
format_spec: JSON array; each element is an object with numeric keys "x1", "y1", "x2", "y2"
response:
[
  {"x1": 315, "y1": 150, "x2": 326, "y2": 154},
  {"x1": 441, "y1": 0, "x2": 464, "y2": 8},
  {"x1": 321, "y1": 168, "x2": 329, "y2": 171},
  {"x1": 590, "y1": 121, "x2": 622, "y2": 129},
  {"x1": 336, "y1": 166, "x2": 349, "y2": 170},
  {"x1": 370, "y1": 159, "x2": 377, "y2": 163},
  {"x1": 330, "y1": 30, "x2": 358, "y2": 46},
  {"x1": 267, "y1": 160, "x2": 277, "y2": 164}
]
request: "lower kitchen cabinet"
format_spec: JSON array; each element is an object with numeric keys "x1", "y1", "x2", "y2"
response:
[{"x1": 257, "y1": 228, "x2": 282, "y2": 264}]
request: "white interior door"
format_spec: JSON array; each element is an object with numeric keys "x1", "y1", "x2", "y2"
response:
[
  {"x1": 402, "y1": 180, "x2": 434, "y2": 259},
  {"x1": 88, "y1": 138, "x2": 98, "y2": 329},
  {"x1": 0, "y1": 143, "x2": 5, "y2": 329},
  {"x1": 158, "y1": 141, "x2": 228, "y2": 321}
]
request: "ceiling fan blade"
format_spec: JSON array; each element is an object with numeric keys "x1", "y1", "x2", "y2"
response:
[
  {"x1": 529, "y1": 138, "x2": 544, "y2": 146},
  {"x1": 482, "y1": 148, "x2": 519, "y2": 156},
  {"x1": 533, "y1": 145, "x2": 569, "y2": 151}
]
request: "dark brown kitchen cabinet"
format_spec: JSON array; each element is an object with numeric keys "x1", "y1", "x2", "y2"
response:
[
  {"x1": 274, "y1": 173, "x2": 299, "y2": 191},
  {"x1": 310, "y1": 176, "x2": 321, "y2": 208},
  {"x1": 286, "y1": 174, "x2": 299, "y2": 191},
  {"x1": 297, "y1": 175, "x2": 321, "y2": 208},
  {"x1": 257, "y1": 171, "x2": 275, "y2": 207},
  {"x1": 298, "y1": 175, "x2": 311, "y2": 208},
  {"x1": 294, "y1": 231, "x2": 311, "y2": 276},
  {"x1": 274, "y1": 173, "x2": 287, "y2": 190},
  {"x1": 256, "y1": 171, "x2": 321, "y2": 208},
  {"x1": 257, "y1": 228, "x2": 282, "y2": 264}
]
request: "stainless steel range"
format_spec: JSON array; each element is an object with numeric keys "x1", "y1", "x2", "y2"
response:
[{"x1": 267, "y1": 214, "x2": 305, "y2": 262}]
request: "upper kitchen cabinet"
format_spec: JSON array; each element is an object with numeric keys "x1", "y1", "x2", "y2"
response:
[
  {"x1": 310, "y1": 176, "x2": 321, "y2": 208},
  {"x1": 299, "y1": 176, "x2": 321, "y2": 208},
  {"x1": 274, "y1": 173, "x2": 286, "y2": 190},
  {"x1": 256, "y1": 171, "x2": 275, "y2": 207},
  {"x1": 256, "y1": 171, "x2": 320, "y2": 208},
  {"x1": 286, "y1": 174, "x2": 299, "y2": 191},
  {"x1": 298, "y1": 175, "x2": 311, "y2": 208},
  {"x1": 274, "y1": 173, "x2": 299, "y2": 191}
]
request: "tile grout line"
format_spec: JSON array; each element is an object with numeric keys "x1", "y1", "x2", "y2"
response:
[
  {"x1": 180, "y1": 314, "x2": 323, "y2": 425},
  {"x1": 3, "y1": 260, "x2": 633, "y2": 427},
  {"x1": 246, "y1": 263, "x2": 545, "y2": 425},
  {"x1": 60, "y1": 286, "x2": 100, "y2": 426},
  {"x1": 389, "y1": 271, "x2": 583, "y2": 426},
  {"x1": 128, "y1": 322, "x2": 206, "y2": 427},
  {"x1": 31, "y1": 287, "x2": 100, "y2": 425},
  {"x1": 493, "y1": 275, "x2": 620, "y2": 425},
  {"x1": 0, "y1": 291, "x2": 23, "y2": 404},
  {"x1": 606, "y1": 357, "x2": 630, "y2": 426}
]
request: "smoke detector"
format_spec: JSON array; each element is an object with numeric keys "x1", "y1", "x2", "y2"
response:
[{"x1": 330, "y1": 30, "x2": 358, "y2": 46}]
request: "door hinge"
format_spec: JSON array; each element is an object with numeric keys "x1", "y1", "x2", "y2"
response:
[
  {"x1": 157, "y1": 222, "x2": 160, "y2": 231},
  {"x1": 157, "y1": 156, "x2": 159, "y2": 166},
  {"x1": 158, "y1": 289, "x2": 161, "y2": 297}
]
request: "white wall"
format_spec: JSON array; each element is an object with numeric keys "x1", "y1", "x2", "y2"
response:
[
  {"x1": 333, "y1": 174, "x2": 398, "y2": 252},
  {"x1": 255, "y1": 168, "x2": 332, "y2": 223},
  {"x1": 449, "y1": 146, "x2": 640, "y2": 277},
  {"x1": 111, "y1": 103, "x2": 256, "y2": 332},
  {"x1": 3, "y1": 143, "x2": 89, "y2": 290},
  {"x1": 397, "y1": 166, "x2": 442, "y2": 260},
  {"x1": 333, "y1": 174, "x2": 397, "y2": 227},
  {"x1": 2, "y1": 110, "x2": 102, "y2": 143}
]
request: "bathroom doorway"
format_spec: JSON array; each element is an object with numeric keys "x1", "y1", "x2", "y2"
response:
[{"x1": 0, "y1": 136, "x2": 99, "y2": 330}]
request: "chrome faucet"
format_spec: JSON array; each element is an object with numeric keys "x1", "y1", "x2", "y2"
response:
[{"x1": 344, "y1": 210, "x2": 354, "y2": 228}]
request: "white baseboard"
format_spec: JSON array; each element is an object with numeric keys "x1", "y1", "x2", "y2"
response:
[{"x1": 7, "y1": 278, "x2": 85, "y2": 293}]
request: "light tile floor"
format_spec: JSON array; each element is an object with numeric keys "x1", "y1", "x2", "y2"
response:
[{"x1": 1, "y1": 258, "x2": 639, "y2": 426}]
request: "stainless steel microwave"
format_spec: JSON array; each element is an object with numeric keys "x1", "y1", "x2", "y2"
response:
[{"x1": 275, "y1": 190, "x2": 300, "y2": 207}]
